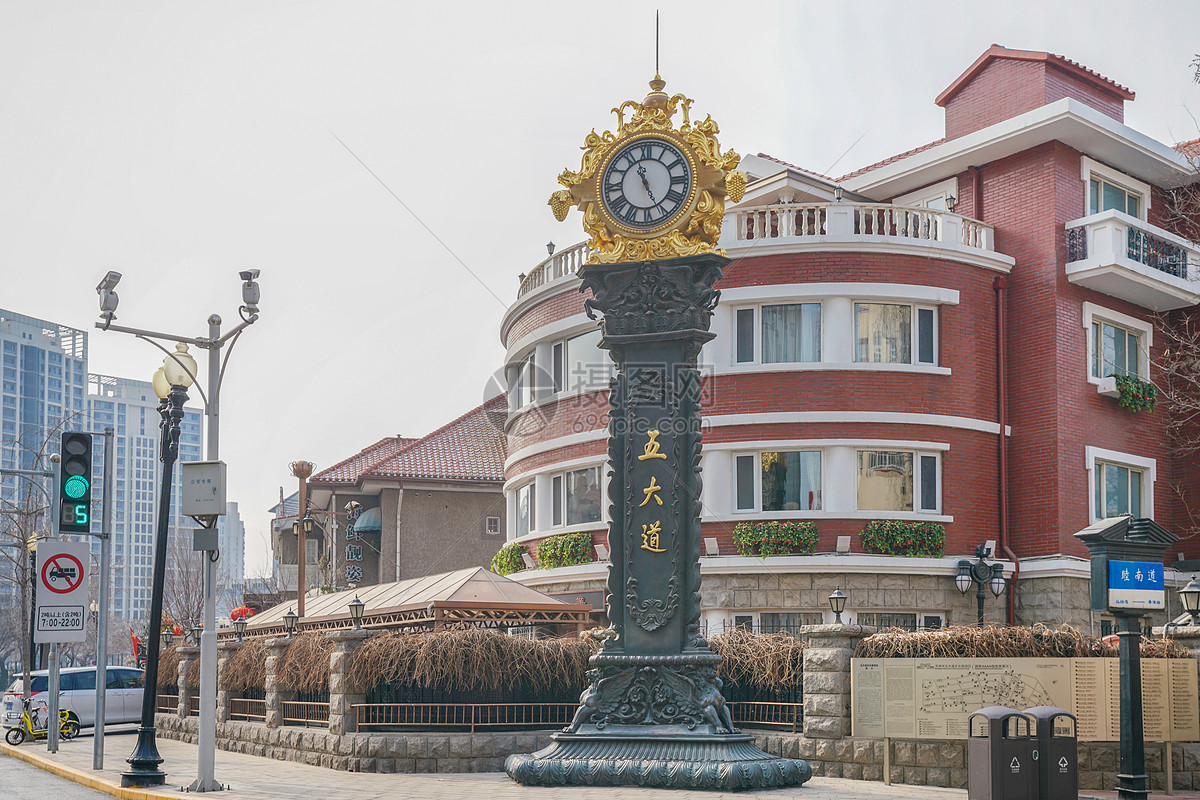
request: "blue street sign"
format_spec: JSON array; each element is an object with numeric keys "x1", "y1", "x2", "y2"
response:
[{"x1": 1108, "y1": 559, "x2": 1166, "y2": 610}]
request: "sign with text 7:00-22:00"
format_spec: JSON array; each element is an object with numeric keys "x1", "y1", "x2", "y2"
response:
[
  {"x1": 34, "y1": 540, "x2": 89, "y2": 644},
  {"x1": 1108, "y1": 559, "x2": 1165, "y2": 611}
]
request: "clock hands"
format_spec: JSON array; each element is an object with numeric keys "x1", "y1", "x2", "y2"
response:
[{"x1": 637, "y1": 165, "x2": 656, "y2": 203}]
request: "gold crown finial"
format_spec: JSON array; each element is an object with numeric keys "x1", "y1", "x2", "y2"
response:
[{"x1": 644, "y1": 74, "x2": 668, "y2": 110}]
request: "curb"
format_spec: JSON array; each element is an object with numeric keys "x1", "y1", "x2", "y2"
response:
[{"x1": 0, "y1": 742, "x2": 185, "y2": 800}]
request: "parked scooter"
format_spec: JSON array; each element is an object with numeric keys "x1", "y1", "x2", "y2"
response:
[{"x1": 4, "y1": 695, "x2": 79, "y2": 745}]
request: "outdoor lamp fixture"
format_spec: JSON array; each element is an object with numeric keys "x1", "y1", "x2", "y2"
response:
[
  {"x1": 283, "y1": 610, "x2": 298, "y2": 638},
  {"x1": 828, "y1": 586, "x2": 847, "y2": 624},
  {"x1": 348, "y1": 596, "x2": 365, "y2": 629},
  {"x1": 1180, "y1": 575, "x2": 1200, "y2": 624},
  {"x1": 161, "y1": 629, "x2": 173, "y2": 649},
  {"x1": 191, "y1": 624, "x2": 202, "y2": 645},
  {"x1": 834, "y1": 185, "x2": 843, "y2": 202},
  {"x1": 946, "y1": 194, "x2": 957, "y2": 212},
  {"x1": 546, "y1": 241, "x2": 555, "y2": 256},
  {"x1": 956, "y1": 543, "x2": 1005, "y2": 625},
  {"x1": 122, "y1": 349, "x2": 195, "y2": 788},
  {"x1": 233, "y1": 618, "x2": 247, "y2": 641}
]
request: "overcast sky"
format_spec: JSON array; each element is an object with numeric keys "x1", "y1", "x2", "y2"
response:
[{"x1": 2, "y1": 1, "x2": 1197, "y2": 577}]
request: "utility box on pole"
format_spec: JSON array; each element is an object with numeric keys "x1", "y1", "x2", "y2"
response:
[{"x1": 181, "y1": 461, "x2": 226, "y2": 518}]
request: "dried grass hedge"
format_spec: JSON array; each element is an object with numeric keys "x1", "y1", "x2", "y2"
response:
[
  {"x1": 157, "y1": 646, "x2": 181, "y2": 690},
  {"x1": 854, "y1": 623, "x2": 1194, "y2": 659},
  {"x1": 710, "y1": 627, "x2": 805, "y2": 689},
  {"x1": 275, "y1": 632, "x2": 334, "y2": 694},
  {"x1": 220, "y1": 637, "x2": 269, "y2": 691},
  {"x1": 349, "y1": 629, "x2": 597, "y2": 692}
]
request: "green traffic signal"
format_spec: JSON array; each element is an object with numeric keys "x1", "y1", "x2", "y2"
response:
[{"x1": 64, "y1": 474, "x2": 89, "y2": 500}]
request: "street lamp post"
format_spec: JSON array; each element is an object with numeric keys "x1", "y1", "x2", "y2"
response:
[
  {"x1": 121, "y1": 359, "x2": 191, "y2": 788},
  {"x1": 348, "y1": 596, "x2": 365, "y2": 629},
  {"x1": 283, "y1": 610, "x2": 297, "y2": 638},
  {"x1": 956, "y1": 544, "x2": 1006, "y2": 625},
  {"x1": 233, "y1": 618, "x2": 247, "y2": 641},
  {"x1": 96, "y1": 268, "x2": 260, "y2": 793}
]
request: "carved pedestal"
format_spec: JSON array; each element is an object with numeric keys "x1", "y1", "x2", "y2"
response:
[{"x1": 505, "y1": 254, "x2": 810, "y2": 790}]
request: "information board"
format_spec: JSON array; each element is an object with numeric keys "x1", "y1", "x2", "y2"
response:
[
  {"x1": 851, "y1": 657, "x2": 1199, "y2": 743},
  {"x1": 1108, "y1": 559, "x2": 1166, "y2": 611},
  {"x1": 34, "y1": 540, "x2": 90, "y2": 644}
]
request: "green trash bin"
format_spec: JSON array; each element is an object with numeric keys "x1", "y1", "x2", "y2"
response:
[
  {"x1": 967, "y1": 706, "x2": 1037, "y2": 800},
  {"x1": 1024, "y1": 706, "x2": 1077, "y2": 800}
]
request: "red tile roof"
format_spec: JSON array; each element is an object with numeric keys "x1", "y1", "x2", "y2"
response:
[
  {"x1": 935, "y1": 44, "x2": 1134, "y2": 108},
  {"x1": 753, "y1": 153, "x2": 837, "y2": 183},
  {"x1": 836, "y1": 137, "x2": 947, "y2": 184},
  {"x1": 363, "y1": 394, "x2": 508, "y2": 483},
  {"x1": 310, "y1": 435, "x2": 419, "y2": 485},
  {"x1": 1175, "y1": 137, "x2": 1200, "y2": 160}
]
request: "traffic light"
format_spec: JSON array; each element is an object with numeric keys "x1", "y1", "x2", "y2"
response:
[{"x1": 59, "y1": 432, "x2": 93, "y2": 533}]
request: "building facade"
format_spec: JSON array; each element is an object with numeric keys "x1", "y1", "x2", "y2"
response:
[
  {"x1": 280, "y1": 396, "x2": 509, "y2": 593},
  {"x1": 497, "y1": 46, "x2": 1200, "y2": 634}
]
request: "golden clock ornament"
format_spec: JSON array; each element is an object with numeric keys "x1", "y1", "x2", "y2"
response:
[{"x1": 549, "y1": 75, "x2": 746, "y2": 264}]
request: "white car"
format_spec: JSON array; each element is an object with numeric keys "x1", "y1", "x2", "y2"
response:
[{"x1": 3, "y1": 666, "x2": 144, "y2": 729}]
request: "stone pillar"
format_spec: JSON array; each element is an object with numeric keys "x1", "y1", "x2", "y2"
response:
[
  {"x1": 801, "y1": 624, "x2": 876, "y2": 739},
  {"x1": 328, "y1": 629, "x2": 372, "y2": 736},
  {"x1": 264, "y1": 637, "x2": 291, "y2": 729},
  {"x1": 176, "y1": 645, "x2": 198, "y2": 719},
  {"x1": 216, "y1": 640, "x2": 240, "y2": 724}
]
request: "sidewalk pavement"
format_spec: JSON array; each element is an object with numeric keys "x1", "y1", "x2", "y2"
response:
[{"x1": 3, "y1": 730, "x2": 1199, "y2": 800}]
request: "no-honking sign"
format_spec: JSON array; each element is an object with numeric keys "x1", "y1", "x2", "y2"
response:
[{"x1": 35, "y1": 541, "x2": 89, "y2": 643}]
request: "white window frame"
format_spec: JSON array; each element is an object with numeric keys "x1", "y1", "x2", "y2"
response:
[
  {"x1": 852, "y1": 302, "x2": 939, "y2": 366},
  {"x1": 732, "y1": 449, "x2": 823, "y2": 513},
  {"x1": 485, "y1": 516, "x2": 501, "y2": 535},
  {"x1": 1084, "y1": 446, "x2": 1155, "y2": 522},
  {"x1": 855, "y1": 449, "x2": 942, "y2": 514},
  {"x1": 732, "y1": 302, "x2": 823, "y2": 366},
  {"x1": 1081, "y1": 157, "x2": 1150, "y2": 220},
  {"x1": 892, "y1": 177, "x2": 959, "y2": 211},
  {"x1": 514, "y1": 481, "x2": 535, "y2": 538},
  {"x1": 550, "y1": 465, "x2": 603, "y2": 528},
  {"x1": 1082, "y1": 302, "x2": 1152, "y2": 384}
]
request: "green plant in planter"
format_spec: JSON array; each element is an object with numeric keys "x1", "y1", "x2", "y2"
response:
[
  {"x1": 1113, "y1": 374, "x2": 1157, "y2": 412},
  {"x1": 490, "y1": 541, "x2": 528, "y2": 576},
  {"x1": 731, "y1": 521, "x2": 819, "y2": 557},
  {"x1": 860, "y1": 520, "x2": 945, "y2": 557},
  {"x1": 536, "y1": 531, "x2": 595, "y2": 570}
]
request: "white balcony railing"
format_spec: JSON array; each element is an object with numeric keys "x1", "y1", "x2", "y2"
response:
[
  {"x1": 517, "y1": 241, "x2": 591, "y2": 300},
  {"x1": 1065, "y1": 210, "x2": 1200, "y2": 311},
  {"x1": 724, "y1": 202, "x2": 996, "y2": 252}
]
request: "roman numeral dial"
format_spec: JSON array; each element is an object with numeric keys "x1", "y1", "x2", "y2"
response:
[{"x1": 600, "y1": 137, "x2": 693, "y2": 230}]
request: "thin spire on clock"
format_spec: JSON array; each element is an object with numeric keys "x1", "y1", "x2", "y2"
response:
[{"x1": 655, "y1": 10, "x2": 660, "y2": 77}]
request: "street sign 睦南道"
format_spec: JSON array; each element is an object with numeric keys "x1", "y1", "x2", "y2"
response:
[{"x1": 34, "y1": 540, "x2": 89, "y2": 643}]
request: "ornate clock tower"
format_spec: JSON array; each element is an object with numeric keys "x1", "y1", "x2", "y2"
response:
[{"x1": 505, "y1": 76, "x2": 811, "y2": 791}]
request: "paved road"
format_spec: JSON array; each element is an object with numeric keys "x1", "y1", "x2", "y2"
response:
[{"x1": 0, "y1": 749, "x2": 110, "y2": 799}]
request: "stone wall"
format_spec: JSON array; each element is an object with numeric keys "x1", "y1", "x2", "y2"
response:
[{"x1": 155, "y1": 715, "x2": 553, "y2": 774}]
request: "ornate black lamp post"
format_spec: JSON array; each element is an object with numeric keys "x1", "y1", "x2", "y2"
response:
[
  {"x1": 160, "y1": 629, "x2": 172, "y2": 649},
  {"x1": 283, "y1": 610, "x2": 297, "y2": 638},
  {"x1": 121, "y1": 352, "x2": 193, "y2": 788},
  {"x1": 348, "y1": 596, "x2": 365, "y2": 629},
  {"x1": 233, "y1": 618, "x2": 247, "y2": 642},
  {"x1": 829, "y1": 586, "x2": 847, "y2": 623},
  {"x1": 956, "y1": 543, "x2": 1006, "y2": 625},
  {"x1": 191, "y1": 624, "x2": 202, "y2": 646}
]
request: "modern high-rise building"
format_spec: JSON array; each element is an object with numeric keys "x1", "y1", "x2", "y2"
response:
[
  {"x1": 216, "y1": 501, "x2": 247, "y2": 617},
  {"x1": 0, "y1": 306, "x2": 244, "y2": 624}
]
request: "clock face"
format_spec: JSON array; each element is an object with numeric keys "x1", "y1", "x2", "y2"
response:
[{"x1": 600, "y1": 137, "x2": 693, "y2": 230}]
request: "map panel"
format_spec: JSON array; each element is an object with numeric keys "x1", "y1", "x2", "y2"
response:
[{"x1": 851, "y1": 657, "x2": 1198, "y2": 742}]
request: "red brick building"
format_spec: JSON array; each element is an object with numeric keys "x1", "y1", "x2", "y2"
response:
[{"x1": 498, "y1": 46, "x2": 1200, "y2": 634}]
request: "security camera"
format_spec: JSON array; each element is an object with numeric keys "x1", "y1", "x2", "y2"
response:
[
  {"x1": 96, "y1": 271, "x2": 122, "y2": 327},
  {"x1": 238, "y1": 269, "x2": 261, "y2": 320}
]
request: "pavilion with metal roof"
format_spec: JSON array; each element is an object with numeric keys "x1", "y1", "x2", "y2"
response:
[{"x1": 232, "y1": 566, "x2": 595, "y2": 639}]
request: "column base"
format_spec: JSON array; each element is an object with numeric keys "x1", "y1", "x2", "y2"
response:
[{"x1": 506, "y1": 731, "x2": 811, "y2": 791}]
